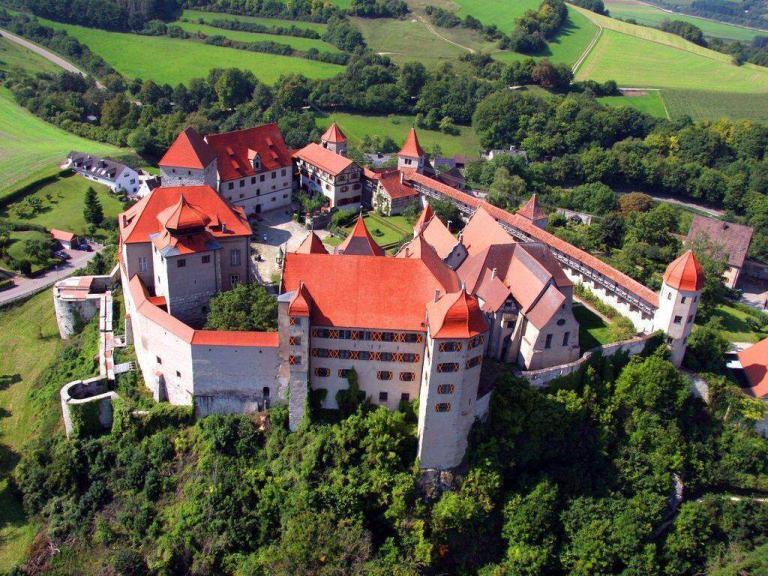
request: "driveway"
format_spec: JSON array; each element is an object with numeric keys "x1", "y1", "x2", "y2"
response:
[
  {"x1": 0, "y1": 244, "x2": 101, "y2": 307},
  {"x1": 739, "y1": 279, "x2": 768, "y2": 313},
  {"x1": 249, "y1": 208, "x2": 332, "y2": 284}
]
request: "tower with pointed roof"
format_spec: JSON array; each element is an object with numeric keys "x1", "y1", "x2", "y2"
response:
[
  {"x1": 653, "y1": 250, "x2": 705, "y2": 366},
  {"x1": 336, "y1": 216, "x2": 385, "y2": 256},
  {"x1": 418, "y1": 289, "x2": 488, "y2": 469},
  {"x1": 320, "y1": 122, "x2": 348, "y2": 157},
  {"x1": 398, "y1": 128, "x2": 427, "y2": 173},
  {"x1": 516, "y1": 194, "x2": 548, "y2": 229},
  {"x1": 159, "y1": 127, "x2": 219, "y2": 189}
]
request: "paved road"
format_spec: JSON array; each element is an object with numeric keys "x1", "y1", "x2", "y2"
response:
[
  {"x1": 0, "y1": 28, "x2": 104, "y2": 88},
  {"x1": 616, "y1": 190, "x2": 724, "y2": 217},
  {"x1": 0, "y1": 245, "x2": 101, "y2": 307}
]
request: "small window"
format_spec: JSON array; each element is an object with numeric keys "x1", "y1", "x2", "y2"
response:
[
  {"x1": 437, "y1": 363, "x2": 459, "y2": 373},
  {"x1": 202, "y1": 255, "x2": 210, "y2": 264},
  {"x1": 465, "y1": 356, "x2": 482, "y2": 369},
  {"x1": 289, "y1": 336, "x2": 301, "y2": 346},
  {"x1": 437, "y1": 384, "x2": 454, "y2": 394},
  {"x1": 177, "y1": 259, "x2": 186, "y2": 268},
  {"x1": 260, "y1": 174, "x2": 265, "y2": 182},
  {"x1": 338, "y1": 368, "x2": 352, "y2": 378},
  {"x1": 289, "y1": 355, "x2": 301, "y2": 366},
  {"x1": 687, "y1": 315, "x2": 693, "y2": 323},
  {"x1": 400, "y1": 372, "x2": 415, "y2": 382},
  {"x1": 435, "y1": 402, "x2": 451, "y2": 413},
  {"x1": 156, "y1": 356, "x2": 162, "y2": 365},
  {"x1": 240, "y1": 179, "x2": 245, "y2": 188},
  {"x1": 230, "y1": 274, "x2": 240, "y2": 285},
  {"x1": 544, "y1": 334, "x2": 552, "y2": 349},
  {"x1": 228, "y1": 182, "x2": 234, "y2": 190},
  {"x1": 377, "y1": 371, "x2": 393, "y2": 381},
  {"x1": 438, "y1": 341, "x2": 462, "y2": 352},
  {"x1": 563, "y1": 331, "x2": 570, "y2": 346},
  {"x1": 239, "y1": 194, "x2": 244, "y2": 199},
  {"x1": 378, "y1": 391, "x2": 388, "y2": 403},
  {"x1": 281, "y1": 168, "x2": 286, "y2": 176},
  {"x1": 230, "y1": 249, "x2": 241, "y2": 266},
  {"x1": 681, "y1": 296, "x2": 687, "y2": 304},
  {"x1": 138, "y1": 256, "x2": 148, "y2": 272},
  {"x1": 667, "y1": 291, "x2": 672, "y2": 300},
  {"x1": 400, "y1": 393, "x2": 410, "y2": 402},
  {"x1": 557, "y1": 318, "x2": 566, "y2": 326},
  {"x1": 271, "y1": 171, "x2": 276, "y2": 179},
  {"x1": 263, "y1": 387, "x2": 270, "y2": 398},
  {"x1": 315, "y1": 367, "x2": 330, "y2": 377},
  {"x1": 251, "y1": 177, "x2": 256, "y2": 184},
  {"x1": 674, "y1": 315, "x2": 682, "y2": 324},
  {"x1": 176, "y1": 370, "x2": 181, "y2": 378},
  {"x1": 694, "y1": 296, "x2": 698, "y2": 303}
]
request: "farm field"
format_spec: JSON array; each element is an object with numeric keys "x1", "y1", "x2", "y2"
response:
[
  {"x1": 0, "y1": 36, "x2": 60, "y2": 75},
  {"x1": 176, "y1": 21, "x2": 342, "y2": 53},
  {"x1": 599, "y1": 90, "x2": 669, "y2": 118},
  {"x1": 663, "y1": 89, "x2": 768, "y2": 122},
  {"x1": 316, "y1": 113, "x2": 482, "y2": 157},
  {"x1": 1, "y1": 174, "x2": 122, "y2": 236},
  {"x1": 33, "y1": 17, "x2": 345, "y2": 85},
  {"x1": 0, "y1": 291, "x2": 64, "y2": 571},
  {"x1": 450, "y1": 0, "x2": 542, "y2": 33},
  {"x1": 181, "y1": 9, "x2": 328, "y2": 33},
  {"x1": 0, "y1": 89, "x2": 131, "y2": 202},
  {"x1": 603, "y1": 0, "x2": 766, "y2": 42}
]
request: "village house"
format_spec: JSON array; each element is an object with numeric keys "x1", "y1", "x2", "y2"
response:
[
  {"x1": 294, "y1": 143, "x2": 363, "y2": 211},
  {"x1": 686, "y1": 215, "x2": 754, "y2": 288},
  {"x1": 158, "y1": 124, "x2": 294, "y2": 216},
  {"x1": 65, "y1": 152, "x2": 139, "y2": 196},
  {"x1": 736, "y1": 336, "x2": 768, "y2": 437},
  {"x1": 50, "y1": 228, "x2": 80, "y2": 250}
]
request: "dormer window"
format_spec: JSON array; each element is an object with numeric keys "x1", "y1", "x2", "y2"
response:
[{"x1": 249, "y1": 149, "x2": 261, "y2": 171}]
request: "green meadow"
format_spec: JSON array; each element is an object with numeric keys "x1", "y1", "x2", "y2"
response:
[
  {"x1": 176, "y1": 21, "x2": 342, "y2": 53},
  {"x1": 663, "y1": 89, "x2": 768, "y2": 122},
  {"x1": 316, "y1": 113, "x2": 482, "y2": 157},
  {"x1": 599, "y1": 90, "x2": 669, "y2": 118},
  {"x1": 33, "y1": 17, "x2": 345, "y2": 85},
  {"x1": 603, "y1": 0, "x2": 766, "y2": 42},
  {"x1": 0, "y1": 89, "x2": 131, "y2": 202},
  {"x1": 0, "y1": 37, "x2": 60, "y2": 75},
  {"x1": 181, "y1": 9, "x2": 329, "y2": 33}
]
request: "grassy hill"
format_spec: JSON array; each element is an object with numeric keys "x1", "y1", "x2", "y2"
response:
[
  {"x1": 176, "y1": 21, "x2": 343, "y2": 53},
  {"x1": 181, "y1": 9, "x2": 329, "y2": 33},
  {"x1": 604, "y1": 0, "x2": 767, "y2": 41},
  {"x1": 0, "y1": 37, "x2": 60, "y2": 75},
  {"x1": 0, "y1": 89, "x2": 132, "y2": 202},
  {"x1": 32, "y1": 16, "x2": 345, "y2": 85},
  {"x1": 572, "y1": 5, "x2": 768, "y2": 121}
]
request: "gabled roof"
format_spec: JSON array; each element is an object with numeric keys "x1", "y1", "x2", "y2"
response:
[
  {"x1": 461, "y1": 206, "x2": 515, "y2": 256},
  {"x1": 395, "y1": 234, "x2": 459, "y2": 293},
  {"x1": 293, "y1": 142, "x2": 354, "y2": 177},
  {"x1": 378, "y1": 171, "x2": 419, "y2": 200},
  {"x1": 336, "y1": 216, "x2": 385, "y2": 256},
  {"x1": 296, "y1": 231, "x2": 328, "y2": 255},
  {"x1": 517, "y1": 194, "x2": 546, "y2": 222},
  {"x1": 151, "y1": 228, "x2": 219, "y2": 257},
  {"x1": 205, "y1": 123, "x2": 292, "y2": 181},
  {"x1": 288, "y1": 282, "x2": 311, "y2": 317},
  {"x1": 282, "y1": 253, "x2": 458, "y2": 331},
  {"x1": 738, "y1": 337, "x2": 768, "y2": 399},
  {"x1": 414, "y1": 203, "x2": 434, "y2": 235},
  {"x1": 321, "y1": 122, "x2": 346, "y2": 144},
  {"x1": 399, "y1": 128, "x2": 425, "y2": 159},
  {"x1": 686, "y1": 215, "x2": 753, "y2": 269},
  {"x1": 421, "y1": 216, "x2": 458, "y2": 259},
  {"x1": 427, "y1": 289, "x2": 487, "y2": 339},
  {"x1": 526, "y1": 284, "x2": 566, "y2": 330},
  {"x1": 159, "y1": 127, "x2": 217, "y2": 169},
  {"x1": 51, "y1": 229, "x2": 77, "y2": 242},
  {"x1": 119, "y1": 185, "x2": 251, "y2": 244},
  {"x1": 663, "y1": 250, "x2": 705, "y2": 292}
]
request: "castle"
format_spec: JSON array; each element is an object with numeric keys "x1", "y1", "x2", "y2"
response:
[{"x1": 54, "y1": 122, "x2": 704, "y2": 470}]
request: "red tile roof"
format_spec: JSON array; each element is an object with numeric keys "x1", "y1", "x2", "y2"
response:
[
  {"x1": 321, "y1": 122, "x2": 346, "y2": 143},
  {"x1": 403, "y1": 171, "x2": 660, "y2": 307},
  {"x1": 517, "y1": 194, "x2": 546, "y2": 222},
  {"x1": 50, "y1": 229, "x2": 77, "y2": 242},
  {"x1": 686, "y1": 215, "x2": 753, "y2": 269},
  {"x1": 296, "y1": 231, "x2": 328, "y2": 255},
  {"x1": 129, "y1": 275, "x2": 278, "y2": 347},
  {"x1": 119, "y1": 186, "x2": 251, "y2": 245},
  {"x1": 738, "y1": 337, "x2": 768, "y2": 398},
  {"x1": 526, "y1": 284, "x2": 566, "y2": 329},
  {"x1": 414, "y1": 203, "x2": 434, "y2": 234},
  {"x1": 378, "y1": 171, "x2": 419, "y2": 200},
  {"x1": 294, "y1": 142, "x2": 354, "y2": 177},
  {"x1": 159, "y1": 127, "x2": 217, "y2": 169},
  {"x1": 157, "y1": 195, "x2": 211, "y2": 231},
  {"x1": 396, "y1": 234, "x2": 460, "y2": 293},
  {"x1": 663, "y1": 250, "x2": 705, "y2": 292},
  {"x1": 399, "y1": 128, "x2": 425, "y2": 158},
  {"x1": 288, "y1": 282, "x2": 312, "y2": 316},
  {"x1": 282, "y1": 253, "x2": 456, "y2": 331},
  {"x1": 205, "y1": 123, "x2": 292, "y2": 181},
  {"x1": 337, "y1": 216, "x2": 385, "y2": 256},
  {"x1": 421, "y1": 217, "x2": 458, "y2": 259},
  {"x1": 427, "y1": 289, "x2": 487, "y2": 339}
]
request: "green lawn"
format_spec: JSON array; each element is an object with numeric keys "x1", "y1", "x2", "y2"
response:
[
  {"x1": 1, "y1": 230, "x2": 53, "y2": 273},
  {"x1": 706, "y1": 303, "x2": 768, "y2": 343},
  {"x1": 316, "y1": 113, "x2": 482, "y2": 157},
  {"x1": 576, "y1": 27, "x2": 768, "y2": 92},
  {"x1": 603, "y1": 0, "x2": 766, "y2": 42},
  {"x1": 1, "y1": 173, "x2": 123, "y2": 236},
  {"x1": 0, "y1": 291, "x2": 65, "y2": 571},
  {"x1": 0, "y1": 89, "x2": 131, "y2": 202},
  {"x1": 176, "y1": 21, "x2": 342, "y2": 53},
  {"x1": 0, "y1": 37, "x2": 60, "y2": 75},
  {"x1": 180, "y1": 9, "x2": 329, "y2": 33},
  {"x1": 326, "y1": 213, "x2": 413, "y2": 250},
  {"x1": 599, "y1": 90, "x2": 669, "y2": 118},
  {"x1": 33, "y1": 17, "x2": 345, "y2": 85},
  {"x1": 450, "y1": 0, "x2": 542, "y2": 33},
  {"x1": 573, "y1": 303, "x2": 613, "y2": 352}
]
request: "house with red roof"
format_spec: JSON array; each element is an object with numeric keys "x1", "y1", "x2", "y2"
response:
[
  {"x1": 737, "y1": 337, "x2": 768, "y2": 436},
  {"x1": 320, "y1": 122, "x2": 348, "y2": 156},
  {"x1": 686, "y1": 215, "x2": 753, "y2": 288},
  {"x1": 293, "y1": 142, "x2": 363, "y2": 211},
  {"x1": 159, "y1": 124, "x2": 293, "y2": 217},
  {"x1": 372, "y1": 170, "x2": 419, "y2": 216}
]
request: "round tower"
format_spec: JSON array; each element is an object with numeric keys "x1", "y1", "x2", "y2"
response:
[{"x1": 653, "y1": 250, "x2": 705, "y2": 367}]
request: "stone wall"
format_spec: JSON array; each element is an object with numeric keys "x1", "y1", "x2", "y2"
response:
[
  {"x1": 60, "y1": 376, "x2": 117, "y2": 438},
  {"x1": 520, "y1": 334, "x2": 656, "y2": 388}
]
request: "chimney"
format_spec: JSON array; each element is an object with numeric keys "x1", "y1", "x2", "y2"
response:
[
  {"x1": 221, "y1": 222, "x2": 227, "y2": 233},
  {"x1": 434, "y1": 289, "x2": 441, "y2": 302},
  {"x1": 491, "y1": 268, "x2": 497, "y2": 280},
  {"x1": 400, "y1": 171, "x2": 404, "y2": 184}
]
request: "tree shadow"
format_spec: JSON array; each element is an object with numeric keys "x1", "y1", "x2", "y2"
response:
[{"x1": 0, "y1": 374, "x2": 21, "y2": 391}]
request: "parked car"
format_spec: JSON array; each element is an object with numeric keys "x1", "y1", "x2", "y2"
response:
[{"x1": 55, "y1": 251, "x2": 71, "y2": 261}]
